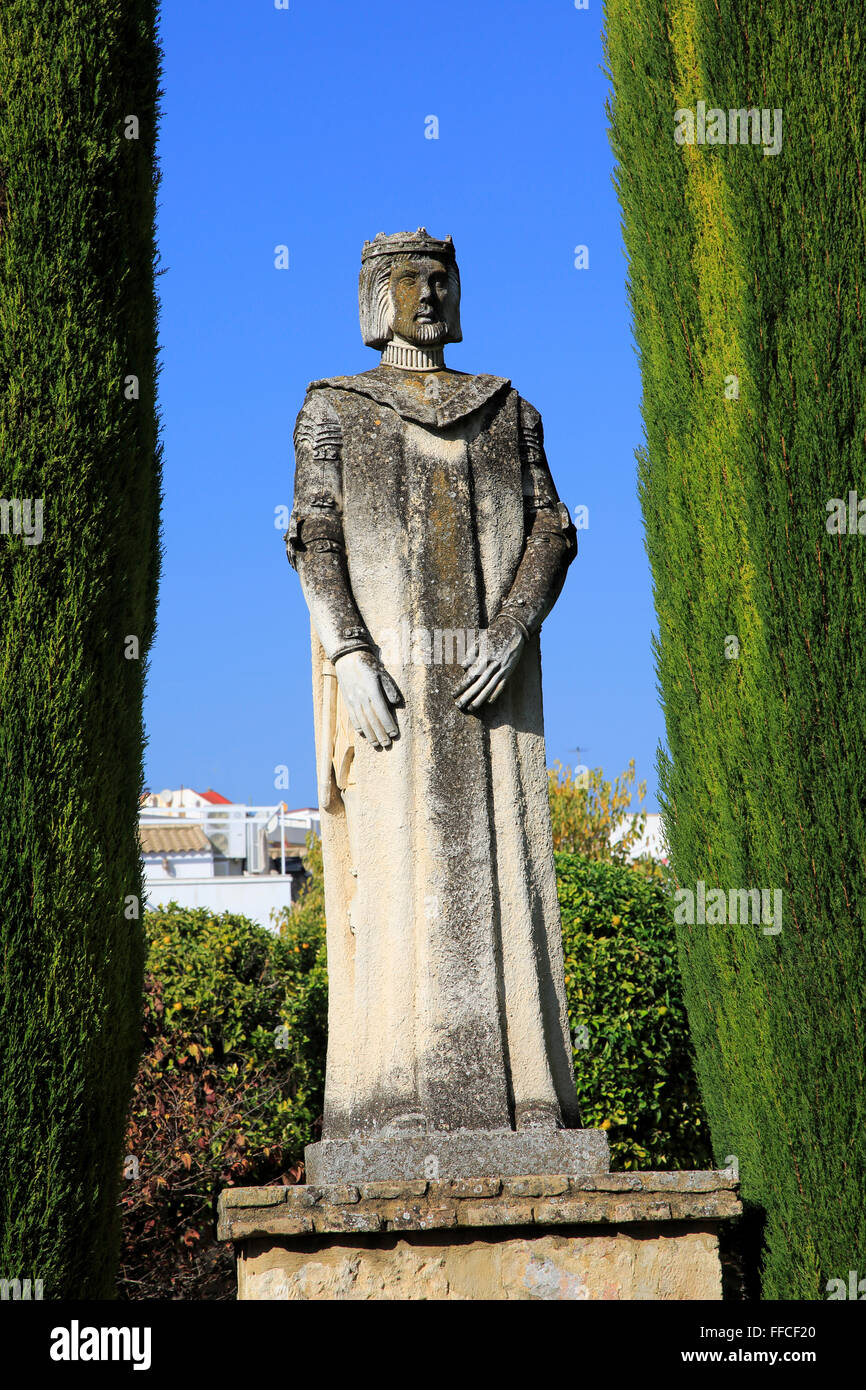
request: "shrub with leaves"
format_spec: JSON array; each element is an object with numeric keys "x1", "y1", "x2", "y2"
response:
[
  {"x1": 549, "y1": 759, "x2": 647, "y2": 862},
  {"x1": 120, "y1": 834, "x2": 708, "y2": 1293},
  {"x1": 270, "y1": 832, "x2": 328, "y2": 1097},
  {"x1": 558, "y1": 853, "x2": 710, "y2": 1170},
  {"x1": 118, "y1": 890, "x2": 326, "y2": 1300}
]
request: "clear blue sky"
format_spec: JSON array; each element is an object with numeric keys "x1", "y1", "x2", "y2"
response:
[{"x1": 145, "y1": 0, "x2": 663, "y2": 811}]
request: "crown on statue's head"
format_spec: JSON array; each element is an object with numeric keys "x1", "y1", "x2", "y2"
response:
[{"x1": 361, "y1": 227, "x2": 456, "y2": 263}]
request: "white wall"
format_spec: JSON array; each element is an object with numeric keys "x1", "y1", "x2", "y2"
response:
[
  {"x1": 612, "y1": 812, "x2": 668, "y2": 862},
  {"x1": 143, "y1": 853, "x2": 214, "y2": 880},
  {"x1": 144, "y1": 875, "x2": 298, "y2": 931}
]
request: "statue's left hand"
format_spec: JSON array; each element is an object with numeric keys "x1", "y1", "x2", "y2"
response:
[{"x1": 453, "y1": 615, "x2": 525, "y2": 711}]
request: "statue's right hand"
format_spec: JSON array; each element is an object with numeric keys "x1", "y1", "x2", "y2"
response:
[{"x1": 333, "y1": 650, "x2": 400, "y2": 750}]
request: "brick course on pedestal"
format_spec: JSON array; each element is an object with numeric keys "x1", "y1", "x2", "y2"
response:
[{"x1": 218, "y1": 1170, "x2": 741, "y2": 1300}]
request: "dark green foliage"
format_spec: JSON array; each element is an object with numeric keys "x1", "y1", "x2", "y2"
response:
[
  {"x1": 0, "y1": 3, "x2": 162, "y2": 1296},
  {"x1": 605, "y1": 0, "x2": 866, "y2": 1295},
  {"x1": 271, "y1": 832, "x2": 329, "y2": 1105},
  {"x1": 558, "y1": 854, "x2": 710, "y2": 1170},
  {"x1": 119, "y1": 902, "x2": 327, "y2": 1299},
  {"x1": 121, "y1": 843, "x2": 703, "y2": 1293}
]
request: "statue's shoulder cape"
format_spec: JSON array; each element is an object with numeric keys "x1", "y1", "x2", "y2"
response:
[{"x1": 306, "y1": 366, "x2": 513, "y2": 430}]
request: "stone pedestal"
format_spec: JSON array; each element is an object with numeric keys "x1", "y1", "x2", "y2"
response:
[
  {"x1": 305, "y1": 1127, "x2": 609, "y2": 1183},
  {"x1": 218, "y1": 1170, "x2": 741, "y2": 1300}
]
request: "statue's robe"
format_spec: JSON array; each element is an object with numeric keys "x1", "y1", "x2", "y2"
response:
[{"x1": 290, "y1": 366, "x2": 581, "y2": 1138}]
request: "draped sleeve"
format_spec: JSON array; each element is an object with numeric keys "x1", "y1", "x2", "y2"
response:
[
  {"x1": 496, "y1": 398, "x2": 576, "y2": 636},
  {"x1": 287, "y1": 388, "x2": 345, "y2": 569},
  {"x1": 286, "y1": 388, "x2": 372, "y2": 664}
]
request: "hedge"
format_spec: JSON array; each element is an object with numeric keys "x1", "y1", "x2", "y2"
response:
[
  {"x1": 0, "y1": 0, "x2": 162, "y2": 1297},
  {"x1": 605, "y1": 0, "x2": 866, "y2": 1296},
  {"x1": 558, "y1": 853, "x2": 710, "y2": 1170},
  {"x1": 119, "y1": 896, "x2": 326, "y2": 1299}
]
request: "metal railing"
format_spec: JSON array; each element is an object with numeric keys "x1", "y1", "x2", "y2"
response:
[{"x1": 139, "y1": 803, "x2": 320, "y2": 877}]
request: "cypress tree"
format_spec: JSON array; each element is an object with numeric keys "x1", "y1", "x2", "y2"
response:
[
  {"x1": 605, "y1": 0, "x2": 866, "y2": 1296},
  {"x1": 0, "y1": 3, "x2": 162, "y2": 1297}
]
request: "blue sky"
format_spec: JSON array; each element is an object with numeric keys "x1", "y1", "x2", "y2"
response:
[{"x1": 145, "y1": 0, "x2": 663, "y2": 811}]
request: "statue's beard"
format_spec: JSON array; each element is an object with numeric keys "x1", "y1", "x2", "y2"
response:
[{"x1": 398, "y1": 319, "x2": 449, "y2": 346}]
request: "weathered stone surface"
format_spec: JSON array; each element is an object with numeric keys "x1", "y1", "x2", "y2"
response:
[
  {"x1": 222, "y1": 1187, "x2": 287, "y2": 1208},
  {"x1": 279, "y1": 1183, "x2": 364, "y2": 1208},
  {"x1": 442, "y1": 1177, "x2": 502, "y2": 1199},
  {"x1": 313, "y1": 1184, "x2": 360, "y2": 1205},
  {"x1": 385, "y1": 1202, "x2": 458, "y2": 1232},
  {"x1": 456, "y1": 1199, "x2": 533, "y2": 1228},
  {"x1": 219, "y1": 1209, "x2": 314, "y2": 1242},
  {"x1": 504, "y1": 1174, "x2": 570, "y2": 1198},
  {"x1": 305, "y1": 1127, "x2": 609, "y2": 1183},
  {"x1": 311, "y1": 1209, "x2": 381, "y2": 1235},
  {"x1": 219, "y1": 1171, "x2": 741, "y2": 1241},
  {"x1": 534, "y1": 1199, "x2": 600, "y2": 1224},
  {"x1": 237, "y1": 1226, "x2": 724, "y2": 1301},
  {"x1": 359, "y1": 1180, "x2": 429, "y2": 1201},
  {"x1": 289, "y1": 229, "x2": 585, "y2": 1151},
  {"x1": 569, "y1": 1170, "x2": 738, "y2": 1194},
  {"x1": 573, "y1": 1173, "x2": 643, "y2": 1192},
  {"x1": 668, "y1": 1192, "x2": 742, "y2": 1221},
  {"x1": 614, "y1": 1169, "x2": 737, "y2": 1193},
  {"x1": 224, "y1": 1169, "x2": 740, "y2": 1298}
]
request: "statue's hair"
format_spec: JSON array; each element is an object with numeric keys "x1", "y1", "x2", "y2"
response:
[{"x1": 358, "y1": 252, "x2": 462, "y2": 349}]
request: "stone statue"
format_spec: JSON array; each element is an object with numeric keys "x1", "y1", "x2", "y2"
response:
[{"x1": 287, "y1": 229, "x2": 607, "y2": 1181}]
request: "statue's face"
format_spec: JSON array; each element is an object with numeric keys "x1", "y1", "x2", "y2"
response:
[{"x1": 389, "y1": 256, "x2": 458, "y2": 346}]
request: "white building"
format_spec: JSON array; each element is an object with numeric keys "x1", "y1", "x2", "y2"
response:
[
  {"x1": 565, "y1": 767, "x2": 668, "y2": 864},
  {"x1": 140, "y1": 788, "x2": 320, "y2": 931},
  {"x1": 619, "y1": 811, "x2": 669, "y2": 864}
]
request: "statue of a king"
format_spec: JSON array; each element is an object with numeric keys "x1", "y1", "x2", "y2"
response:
[{"x1": 287, "y1": 229, "x2": 592, "y2": 1175}]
